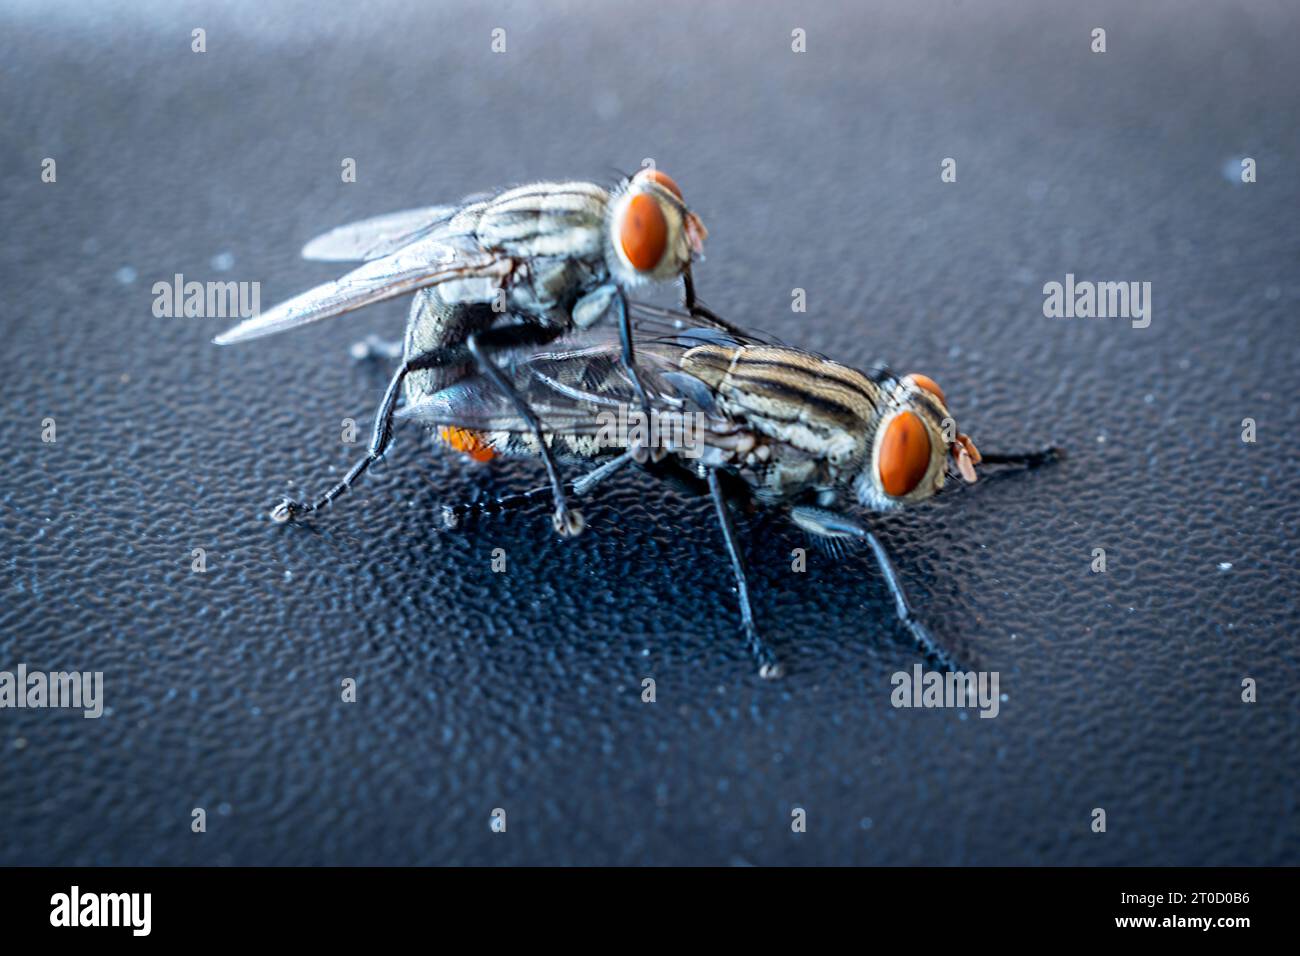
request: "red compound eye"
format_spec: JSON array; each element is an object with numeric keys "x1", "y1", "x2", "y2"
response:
[
  {"x1": 878, "y1": 411, "x2": 931, "y2": 497},
  {"x1": 633, "y1": 167, "x2": 683, "y2": 201},
  {"x1": 619, "y1": 193, "x2": 669, "y2": 272},
  {"x1": 904, "y1": 373, "x2": 946, "y2": 407}
]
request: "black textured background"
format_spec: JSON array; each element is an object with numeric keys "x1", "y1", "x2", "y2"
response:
[{"x1": 2, "y1": 0, "x2": 1297, "y2": 866}]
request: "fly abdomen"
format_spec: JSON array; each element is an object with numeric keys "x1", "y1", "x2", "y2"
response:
[{"x1": 402, "y1": 293, "x2": 499, "y2": 403}]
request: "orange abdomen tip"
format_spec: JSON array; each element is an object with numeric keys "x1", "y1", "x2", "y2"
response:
[
  {"x1": 439, "y1": 426, "x2": 495, "y2": 462},
  {"x1": 879, "y1": 411, "x2": 931, "y2": 497}
]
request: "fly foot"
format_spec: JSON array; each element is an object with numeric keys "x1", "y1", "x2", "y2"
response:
[
  {"x1": 745, "y1": 624, "x2": 784, "y2": 680},
  {"x1": 758, "y1": 661, "x2": 786, "y2": 680},
  {"x1": 270, "y1": 498, "x2": 304, "y2": 524},
  {"x1": 552, "y1": 505, "x2": 586, "y2": 538}
]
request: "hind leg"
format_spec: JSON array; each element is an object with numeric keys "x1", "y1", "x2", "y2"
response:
[{"x1": 272, "y1": 315, "x2": 562, "y2": 524}]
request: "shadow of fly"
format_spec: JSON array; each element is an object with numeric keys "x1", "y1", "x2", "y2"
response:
[{"x1": 402, "y1": 304, "x2": 1062, "y2": 679}]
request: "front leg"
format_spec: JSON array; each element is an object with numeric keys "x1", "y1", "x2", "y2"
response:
[
  {"x1": 612, "y1": 288, "x2": 652, "y2": 414},
  {"x1": 682, "y1": 265, "x2": 746, "y2": 334},
  {"x1": 789, "y1": 506, "x2": 958, "y2": 670},
  {"x1": 979, "y1": 446, "x2": 1064, "y2": 468}
]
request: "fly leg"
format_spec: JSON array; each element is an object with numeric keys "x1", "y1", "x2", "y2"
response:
[
  {"x1": 682, "y1": 267, "x2": 745, "y2": 334},
  {"x1": 465, "y1": 331, "x2": 584, "y2": 537},
  {"x1": 708, "y1": 469, "x2": 784, "y2": 680},
  {"x1": 441, "y1": 485, "x2": 571, "y2": 531},
  {"x1": 613, "y1": 288, "x2": 668, "y2": 465},
  {"x1": 979, "y1": 446, "x2": 1063, "y2": 467},
  {"x1": 861, "y1": 531, "x2": 958, "y2": 672},
  {"x1": 612, "y1": 289, "x2": 653, "y2": 415},
  {"x1": 789, "y1": 506, "x2": 958, "y2": 670},
  {"x1": 271, "y1": 323, "x2": 560, "y2": 524},
  {"x1": 441, "y1": 451, "x2": 636, "y2": 530},
  {"x1": 683, "y1": 267, "x2": 704, "y2": 313},
  {"x1": 271, "y1": 353, "x2": 428, "y2": 523}
]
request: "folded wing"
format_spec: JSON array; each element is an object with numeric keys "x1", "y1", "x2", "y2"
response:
[
  {"x1": 397, "y1": 328, "x2": 723, "y2": 443},
  {"x1": 300, "y1": 195, "x2": 491, "y2": 262},
  {"x1": 212, "y1": 236, "x2": 505, "y2": 345}
]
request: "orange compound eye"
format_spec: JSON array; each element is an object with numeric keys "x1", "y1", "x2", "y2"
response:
[
  {"x1": 439, "y1": 426, "x2": 495, "y2": 462},
  {"x1": 633, "y1": 167, "x2": 684, "y2": 201},
  {"x1": 878, "y1": 411, "x2": 932, "y2": 497},
  {"x1": 619, "y1": 193, "x2": 669, "y2": 272},
  {"x1": 904, "y1": 373, "x2": 946, "y2": 407}
]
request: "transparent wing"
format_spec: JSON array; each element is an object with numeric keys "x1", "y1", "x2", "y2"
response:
[
  {"x1": 300, "y1": 194, "x2": 492, "y2": 262},
  {"x1": 629, "y1": 302, "x2": 790, "y2": 350},
  {"x1": 397, "y1": 375, "x2": 615, "y2": 437},
  {"x1": 400, "y1": 303, "x2": 789, "y2": 436},
  {"x1": 397, "y1": 328, "x2": 722, "y2": 437},
  {"x1": 212, "y1": 236, "x2": 505, "y2": 345}
]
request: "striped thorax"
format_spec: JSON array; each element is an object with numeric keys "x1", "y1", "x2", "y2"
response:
[{"x1": 676, "y1": 343, "x2": 980, "y2": 512}]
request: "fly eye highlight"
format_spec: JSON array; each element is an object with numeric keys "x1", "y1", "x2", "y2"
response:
[
  {"x1": 619, "y1": 193, "x2": 669, "y2": 272},
  {"x1": 878, "y1": 410, "x2": 932, "y2": 497},
  {"x1": 632, "y1": 167, "x2": 684, "y2": 201},
  {"x1": 904, "y1": 372, "x2": 946, "y2": 407}
]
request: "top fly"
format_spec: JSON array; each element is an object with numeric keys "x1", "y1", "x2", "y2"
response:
[{"x1": 212, "y1": 166, "x2": 713, "y2": 535}]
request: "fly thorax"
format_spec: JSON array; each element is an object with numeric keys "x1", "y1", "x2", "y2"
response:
[{"x1": 477, "y1": 182, "x2": 611, "y2": 261}]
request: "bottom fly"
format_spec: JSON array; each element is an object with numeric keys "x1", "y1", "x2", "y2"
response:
[{"x1": 402, "y1": 306, "x2": 1062, "y2": 678}]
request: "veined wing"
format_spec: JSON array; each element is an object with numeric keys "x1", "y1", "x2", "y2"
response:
[
  {"x1": 415, "y1": 303, "x2": 786, "y2": 434},
  {"x1": 628, "y1": 302, "x2": 789, "y2": 350},
  {"x1": 397, "y1": 374, "x2": 615, "y2": 439},
  {"x1": 397, "y1": 327, "x2": 723, "y2": 440},
  {"x1": 212, "y1": 236, "x2": 505, "y2": 345},
  {"x1": 300, "y1": 194, "x2": 491, "y2": 262}
]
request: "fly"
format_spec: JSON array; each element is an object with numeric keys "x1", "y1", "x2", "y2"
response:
[
  {"x1": 400, "y1": 305, "x2": 1062, "y2": 678},
  {"x1": 212, "y1": 168, "x2": 715, "y2": 536}
]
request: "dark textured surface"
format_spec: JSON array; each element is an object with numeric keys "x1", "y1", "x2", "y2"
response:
[{"x1": 1, "y1": 0, "x2": 1297, "y2": 866}]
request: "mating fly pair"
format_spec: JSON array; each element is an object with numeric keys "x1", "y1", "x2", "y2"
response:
[
  {"x1": 213, "y1": 171, "x2": 1059, "y2": 677},
  {"x1": 214, "y1": 166, "x2": 713, "y2": 536},
  {"x1": 402, "y1": 305, "x2": 1060, "y2": 678}
]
